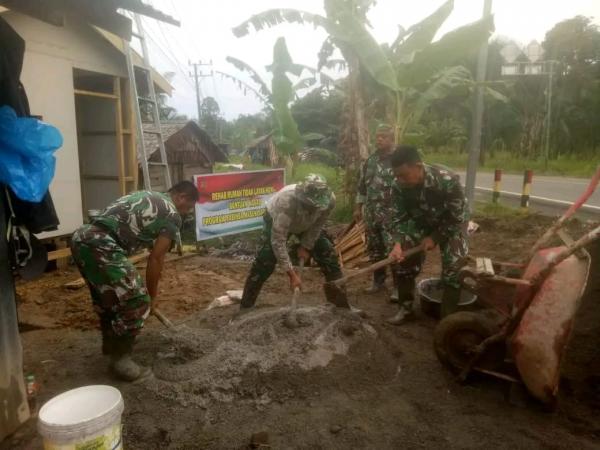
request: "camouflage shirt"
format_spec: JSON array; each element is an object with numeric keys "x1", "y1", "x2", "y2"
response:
[
  {"x1": 386, "y1": 165, "x2": 468, "y2": 248},
  {"x1": 92, "y1": 191, "x2": 182, "y2": 254},
  {"x1": 356, "y1": 150, "x2": 395, "y2": 221},
  {"x1": 266, "y1": 184, "x2": 335, "y2": 271}
]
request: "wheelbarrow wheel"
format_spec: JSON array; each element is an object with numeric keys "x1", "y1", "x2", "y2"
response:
[{"x1": 434, "y1": 312, "x2": 504, "y2": 373}]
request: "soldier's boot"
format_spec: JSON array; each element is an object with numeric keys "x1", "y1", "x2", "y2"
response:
[
  {"x1": 238, "y1": 273, "x2": 266, "y2": 315},
  {"x1": 109, "y1": 336, "x2": 151, "y2": 382},
  {"x1": 390, "y1": 272, "x2": 400, "y2": 303},
  {"x1": 440, "y1": 285, "x2": 461, "y2": 319},
  {"x1": 365, "y1": 268, "x2": 386, "y2": 294},
  {"x1": 101, "y1": 331, "x2": 115, "y2": 356},
  {"x1": 386, "y1": 278, "x2": 416, "y2": 326}
]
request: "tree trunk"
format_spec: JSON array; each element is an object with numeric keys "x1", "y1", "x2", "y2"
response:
[{"x1": 338, "y1": 53, "x2": 369, "y2": 203}]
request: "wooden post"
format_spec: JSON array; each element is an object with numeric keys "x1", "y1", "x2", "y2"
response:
[
  {"x1": 492, "y1": 169, "x2": 502, "y2": 203},
  {"x1": 113, "y1": 77, "x2": 126, "y2": 196},
  {"x1": 520, "y1": 169, "x2": 533, "y2": 211}
]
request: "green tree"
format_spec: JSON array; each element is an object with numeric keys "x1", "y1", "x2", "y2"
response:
[
  {"x1": 222, "y1": 37, "x2": 305, "y2": 167},
  {"x1": 198, "y1": 96, "x2": 222, "y2": 140},
  {"x1": 291, "y1": 88, "x2": 344, "y2": 152},
  {"x1": 543, "y1": 16, "x2": 600, "y2": 157},
  {"x1": 232, "y1": 0, "x2": 496, "y2": 193}
]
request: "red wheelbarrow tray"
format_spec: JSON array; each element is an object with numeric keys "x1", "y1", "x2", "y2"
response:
[{"x1": 451, "y1": 167, "x2": 600, "y2": 405}]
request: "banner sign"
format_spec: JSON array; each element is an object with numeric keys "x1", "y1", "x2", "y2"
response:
[{"x1": 194, "y1": 169, "x2": 285, "y2": 241}]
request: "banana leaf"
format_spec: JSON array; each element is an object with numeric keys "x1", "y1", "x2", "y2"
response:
[
  {"x1": 232, "y1": 9, "x2": 327, "y2": 37},
  {"x1": 225, "y1": 56, "x2": 272, "y2": 100},
  {"x1": 269, "y1": 38, "x2": 304, "y2": 157},
  {"x1": 392, "y1": 0, "x2": 454, "y2": 63},
  {"x1": 215, "y1": 71, "x2": 271, "y2": 106},
  {"x1": 398, "y1": 15, "x2": 495, "y2": 86}
]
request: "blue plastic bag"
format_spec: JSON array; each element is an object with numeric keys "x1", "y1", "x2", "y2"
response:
[{"x1": 0, "y1": 105, "x2": 63, "y2": 202}]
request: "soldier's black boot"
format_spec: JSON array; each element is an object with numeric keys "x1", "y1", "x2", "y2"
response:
[
  {"x1": 110, "y1": 336, "x2": 151, "y2": 382},
  {"x1": 386, "y1": 277, "x2": 415, "y2": 326},
  {"x1": 238, "y1": 272, "x2": 265, "y2": 313},
  {"x1": 101, "y1": 317, "x2": 114, "y2": 355},
  {"x1": 440, "y1": 285, "x2": 461, "y2": 318},
  {"x1": 390, "y1": 272, "x2": 400, "y2": 303},
  {"x1": 101, "y1": 331, "x2": 115, "y2": 356},
  {"x1": 365, "y1": 268, "x2": 386, "y2": 294}
]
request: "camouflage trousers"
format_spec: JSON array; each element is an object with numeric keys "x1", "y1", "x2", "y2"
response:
[
  {"x1": 365, "y1": 212, "x2": 391, "y2": 284},
  {"x1": 71, "y1": 224, "x2": 151, "y2": 338},
  {"x1": 393, "y1": 226, "x2": 469, "y2": 289},
  {"x1": 240, "y1": 214, "x2": 342, "y2": 308}
]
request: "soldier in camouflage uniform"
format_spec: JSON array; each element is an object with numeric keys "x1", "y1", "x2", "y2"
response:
[
  {"x1": 70, "y1": 181, "x2": 198, "y2": 381},
  {"x1": 385, "y1": 146, "x2": 469, "y2": 325},
  {"x1": 355, "y1": 124, "x2": 399, "y2": 299},
  {"x1": 239, "y1": 174, "x2": 355, "y2": 312}
]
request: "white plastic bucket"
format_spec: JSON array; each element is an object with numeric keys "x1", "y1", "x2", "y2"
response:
[{"x1": 37, "y1": 385, "x2": 124, "y2": 450}]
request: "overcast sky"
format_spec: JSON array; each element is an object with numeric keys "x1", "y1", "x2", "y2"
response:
[{"x1": 139, "y1": 0, "x2": 600, "y2": 120}]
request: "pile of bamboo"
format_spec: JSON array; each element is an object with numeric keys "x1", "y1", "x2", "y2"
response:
[{"x1": 335, "y1": 221, "x2": 369, "y2": 268}]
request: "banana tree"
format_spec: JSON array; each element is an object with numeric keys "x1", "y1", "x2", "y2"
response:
[
  {"x1": 221, "y1": 37, "x2": 305, "y2": 170},
  {"x1": 233, "y1": 0, "x2": 497, "y2": 146},
  {"x1": 233, "y1": 0, "x2": 397, "y2": 172},
  {"x1": 380, "y1": 0, "x2": 496, "y2": 141}
]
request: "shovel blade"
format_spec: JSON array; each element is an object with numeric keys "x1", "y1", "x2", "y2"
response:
[{"x1": 324, "y1": 283, "x2": 350, "y2": 308}]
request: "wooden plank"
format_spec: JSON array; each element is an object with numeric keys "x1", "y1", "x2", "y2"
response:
[
  {"x1": 47, "y1": 247, "x2": 72, "y2": 261},
  {"x1": 81, "y1": 130, "x2": 117, "y2": 136},
  {"x1": 124, "y1": 78, "x2": 139, "y2": 190},
  {"x1": 82, "y1": 175, "x2": 120, "y2": 181},
  {"x1": 114, "y1": 77, "x2": 127, "y2": 195},
  {"x1": 74, "y1": 89, "x2": 118, "y2": 100}
]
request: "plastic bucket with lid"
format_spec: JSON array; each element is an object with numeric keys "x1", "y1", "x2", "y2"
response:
[{"x1": 38, "y1": 385, "x2": 124, "y2": 450}]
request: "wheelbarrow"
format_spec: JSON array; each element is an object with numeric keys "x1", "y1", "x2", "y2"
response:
[{"x1": 434, "y1": 167, "x2": 600, "y2": 405}]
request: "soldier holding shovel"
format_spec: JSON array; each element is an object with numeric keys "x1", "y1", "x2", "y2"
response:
[
  {"x1": 238, "y1": 174, "x2": 356, "y2": 314},
  {"x1": 385, "y1": 146, "x2": 469, "y2": 325}
]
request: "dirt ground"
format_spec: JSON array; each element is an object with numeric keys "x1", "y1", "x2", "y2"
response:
[{"x1": 3, "y1": 213, "x2": 600, "y2": 450}]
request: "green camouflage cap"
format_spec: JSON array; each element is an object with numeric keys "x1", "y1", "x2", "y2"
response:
[
  {"x1": 296, "y1": 173, "x2": 332, "y2": 210},
  {"x1": 375, "y1": 123, "x2": 394, "y2": 134}
]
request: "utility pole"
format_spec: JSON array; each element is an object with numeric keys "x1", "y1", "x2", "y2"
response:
[
  {"x1": 465, "y1": 0, "x2": 493, "y2": 211},
  {"x1": 543, "y1": 61, "x2": 555, "y2": 169},
  {"x1": 189, "y1": 60, "x2": 212, "y2": 123}
]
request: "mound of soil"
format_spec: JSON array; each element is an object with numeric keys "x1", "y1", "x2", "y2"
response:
[{"x1": 147, "y1": 306, "x2": 377, "y2": 409}]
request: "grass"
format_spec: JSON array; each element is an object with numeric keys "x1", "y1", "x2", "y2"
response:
[
  {"x1": 474, "y1": 201, "x2": 529, "y2": 219},
  {"x1": 425, "y1": 150, "x2": 598, "y2": 178}
]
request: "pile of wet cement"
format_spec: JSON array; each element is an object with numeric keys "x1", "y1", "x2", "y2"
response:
[{"x1": 145, "y1": 305, "x2": 377, "y2": 407}]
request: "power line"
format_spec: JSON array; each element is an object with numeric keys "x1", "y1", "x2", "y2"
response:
[{"x1": 141, "y1": 19, "x2": 195, "y2": 90}]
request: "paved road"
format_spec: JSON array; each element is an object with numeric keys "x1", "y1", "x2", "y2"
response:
[{"x1": 457, "y1": 171, "x2": 600, "y2": 220}]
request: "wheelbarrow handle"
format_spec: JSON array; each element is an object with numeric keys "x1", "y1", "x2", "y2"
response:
[
  {"x1": 330, "y1": 245, "x2": 424, "y2": 288},
  {"x1": 529, "y1": 165, "x2": 600, "y2": 258}
]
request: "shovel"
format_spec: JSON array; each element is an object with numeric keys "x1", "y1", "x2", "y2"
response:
[
  {"x1": 283, "y1": 259, "x2": 304, "y2": 329},
  {"x1": 325, "y1": 244, "x2": 424, "y2": 291},
  {"x1": 152, "y1": 308, "x2": 177, "y2": 330}
]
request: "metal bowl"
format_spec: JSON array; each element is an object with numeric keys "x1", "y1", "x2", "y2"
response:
[{"x1": 418, "y1": 277, "x2": 478, "y2": 319}]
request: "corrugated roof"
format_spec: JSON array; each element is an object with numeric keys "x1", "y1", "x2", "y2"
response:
[{"x1": 145, "y1": 121, "x2": 228, "y2": 166}]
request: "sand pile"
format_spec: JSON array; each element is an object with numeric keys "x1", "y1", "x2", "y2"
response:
[{"x1": 145, "y1": 305, "x2": 377, "y2": 407}]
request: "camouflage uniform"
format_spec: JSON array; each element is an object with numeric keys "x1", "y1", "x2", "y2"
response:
[
  {"x1": 240, "y1": 178, "x2": 342, "y2": 309},
  {"x1": 356, "y1": 150, "x2": 396, "y2": 285},
  {"x1": 71, "y1": 191, "x2": 182, "y2": 338},
  {"x1": 385, "y1": 165, "x2": 469, "y2": 311}
]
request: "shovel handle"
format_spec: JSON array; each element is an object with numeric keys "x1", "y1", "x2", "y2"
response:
[
  {"x1": 331, "y1": 244, "x2": 424, "y2": 288},
  {"x1": 152, "y1": 308, "x2": 175, "y2": 329}
]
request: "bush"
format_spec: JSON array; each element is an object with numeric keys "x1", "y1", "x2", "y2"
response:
[{"x1": 423, "y1": 150, "x2": 598, "y2": 178}]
